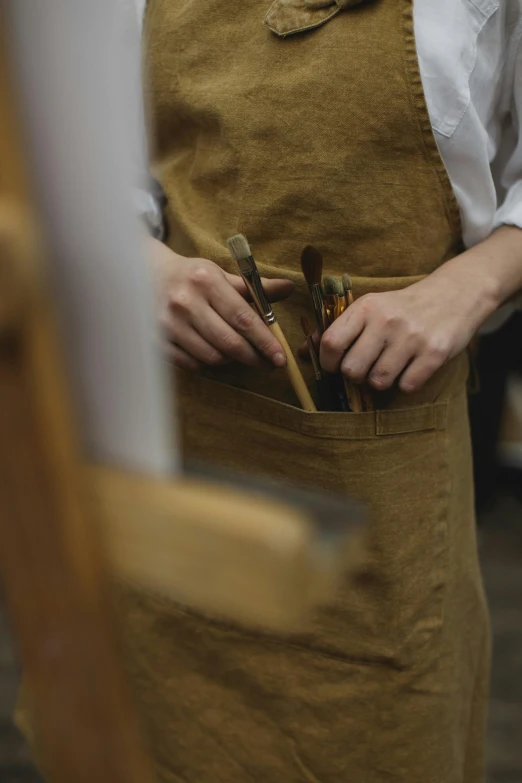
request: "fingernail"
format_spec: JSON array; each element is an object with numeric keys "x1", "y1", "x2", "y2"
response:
[{"x1": 274, "y1": 352, "x2": 286, "y2": 367}]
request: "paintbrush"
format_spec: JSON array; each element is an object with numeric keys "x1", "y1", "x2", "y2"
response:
[
  {"x1": 227, "y1": 235, "x2": 317, "y2": 412},
  {"x1": 332, "y1": 276, "x2": 347, "y2": 320},
  {"x1": 322, "y1": 276, "x2": 338, "y2": 328},
  {"x1": 319, "y1": 276, "x2": 351, "y2": 412},
  {"x1": 341, "y1": 273, "x2": 352, "y2": 311},
  {"x1": 301, "y1": 246, "x2": 326, "y2": 336},
  {"x1": 342, "y1": 273, "x2": 373, "y2": 412},
  {"x1": 326, "y1": 277, "x2": 363, "y2": 413},
  {"x1": 300, "y1": 316, "x2": 331, "y2": 411}
]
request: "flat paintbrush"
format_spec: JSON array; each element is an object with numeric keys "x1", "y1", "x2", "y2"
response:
[
  {"x1": 227, "y1": 234, "x2": 317, "y2": 412},
  {"x1": 342, "y1": 273, "x2": 373, "y2": 412},
  {"x1": 301, "y1": 246, "x2": 326, "y2": 336}
]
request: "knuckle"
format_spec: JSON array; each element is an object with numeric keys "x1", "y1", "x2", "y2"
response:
[
  {"x1": 206, "y1": 349, "x2": 224, "y2": 366},
  {"x1": 381, "y1": 311, "x2": 401, "y2": 330},
  {"x1": 358, "y1": 294, "x2": 376, "y2": 315},
  {"x1": 258, "y1": 338, "x2": 277, "y2": 356},
  {"x1": 407, "y1": 324, "x2": 425, "y2": 342},
  {"x1": 427, "y1": 340, "x2": 449, "y2": 363},
  {"x1": 233, "y1": 308, "x2": 257, "y2": 332},
  {"x1": 221, "y1": 332, "x2": 243, "y2": 355},
  {"x1": 188, "y1": 262, "x2": 214, "y2": 287},
  {"x1": 321, "y1": 331, "x2": 341, "y2": 354},
  {"x1": 159, "y1": 313, "x2": 172, "y2": 332},
  {"x1": 169, "y1": 286, "x2": 192, "y2": 313},
  {"x1": 370, "y1": 368, "x2": 392, "y2": 388},
  {"x1": 342, "y1": 363, "x2": 362, "y2": 382}
]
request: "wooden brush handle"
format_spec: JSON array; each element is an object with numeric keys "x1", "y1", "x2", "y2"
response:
[
  {"x1": 343, "y1": 377, "x2": 363, "y2": 413},
  {"x1": 270, "y1": 321, "x2": 317, "y2": 412},
  {"x1": 360, "y1": 384, "x2": 374, "y2": 412}
]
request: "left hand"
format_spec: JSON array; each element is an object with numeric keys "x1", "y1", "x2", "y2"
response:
[{"x1": 319, "y1": 269, "x2": 497, "y2": 394}]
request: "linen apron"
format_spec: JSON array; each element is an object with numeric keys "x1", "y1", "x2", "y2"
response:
[{"x1": 18, "y1": 1, "x2": 490, "y2": 781}]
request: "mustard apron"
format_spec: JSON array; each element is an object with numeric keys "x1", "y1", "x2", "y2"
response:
[{"x1": 19, "y1": 0, "x2": 491, "y2": 781}]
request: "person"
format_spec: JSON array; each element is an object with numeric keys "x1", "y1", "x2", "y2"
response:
[{"x1": 118, "y1": 1, "x2": 522, "y2": 781}]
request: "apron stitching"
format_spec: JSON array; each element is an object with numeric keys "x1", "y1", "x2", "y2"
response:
[
  {"x1": 186, "y1": 387, "x2": 450, "y2": 439},
  {"x1": 401, "y1": 0, "x2": 463, "y2": 243},
  {"x1": 395, "y1": 428, "x2": 451, "y2": 662},
  {"x1": 265, "y1": 6, "x2": 340, "y2": 37}
]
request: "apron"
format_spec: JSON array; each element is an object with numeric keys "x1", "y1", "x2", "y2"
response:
[{"x1": 18, "y1": 1, "x2": 491, "y2": 781}]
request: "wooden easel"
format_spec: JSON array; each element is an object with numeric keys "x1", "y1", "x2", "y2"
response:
[{"x1": 0, "y1": 13, "x2": 361, "y2": 783}]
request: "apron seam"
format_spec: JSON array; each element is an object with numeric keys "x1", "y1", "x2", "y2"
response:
[
  {"x1": 401, "y1": 0, "x2": 463, "y2": 245},
  {"x1": 190, "y1": 398, "x2": 448, "y2": 440},
  {"x1": 395, "y1": 426, "x2": 451, "y2": 664}
]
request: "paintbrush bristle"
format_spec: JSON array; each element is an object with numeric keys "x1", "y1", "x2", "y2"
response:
[
  {"x1": 301, "y1": 245, "x2": 323, "y2": 287},
  {"x1": 227, "y1": 234, "x2": 252, "y2": 262},
  {"x1": 301, "y1": 315, "x2": 313, "y2": 338},
  {"x1": 333, "y1": 277, "x2": 345, "y2": 297},
  {"x1": 342, "y1": 274, "x2": 352, "y2": 295},
  {"x1": 322, "y1": 275, "x2": 338, "y2": 297}
]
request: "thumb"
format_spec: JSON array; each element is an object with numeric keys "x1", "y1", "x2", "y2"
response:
[{"x1": 225, "y1": 272, "x2": 294, "y2": 303}]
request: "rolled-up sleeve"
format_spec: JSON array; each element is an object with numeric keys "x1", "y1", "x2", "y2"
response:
[{"x1": 494, "y1": 28, "x2": 522, "y2": 231}]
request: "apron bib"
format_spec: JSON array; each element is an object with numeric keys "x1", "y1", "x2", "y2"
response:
[{"x1": 19, "y1": 2, "x2": 491, "y2": 782}]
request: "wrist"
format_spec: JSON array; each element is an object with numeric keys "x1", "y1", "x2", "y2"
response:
[{"x1": 427, "y1": 254, "x2": 501, "y2": 330}]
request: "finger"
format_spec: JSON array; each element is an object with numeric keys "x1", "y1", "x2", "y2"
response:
[
  {"x1": 367, "y1": 343, "x2": 416, "y2": 391},
  {"x1": 163, "y1": 318, "x2": 226, "y2": 367},
  {"x1": 261, "y1": 277, "x2": 295, "y2": 302},
  {"x1": 165, "y1": 343, "x2": 202, "y2": 372},
  {"x1": 320, "y1": 309, "x2": 365, "y2": 373},
  {"x1": 298, "y1": 330, "x2": 320, "y2": 359},
  {"x1": 298, "y1": 339, "x2": 310, "y2": 359},
  {"x1": 209, "y1": 281, "x2": 287, "y2": 367},
  {"x1": 191, "y1": 306, "x2": 263, "y2": 367},
  {"x1": 226, "y1": 273, "x2": 295, "y2": 303},
  {"x1": 340, "y1": 325, "x2": 387, "y2": 383},
  {"x1": 399, "y1": 352, "x2": 446, "y2": 393}
]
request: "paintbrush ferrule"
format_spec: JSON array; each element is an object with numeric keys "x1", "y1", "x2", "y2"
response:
[{"x1": 236, "y1": 256, "x2": 276, "y2": 325}]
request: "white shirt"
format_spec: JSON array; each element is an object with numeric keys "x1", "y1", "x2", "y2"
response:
[{"x1": 132, "y1": 0, "x2": 522, "y2": 253}]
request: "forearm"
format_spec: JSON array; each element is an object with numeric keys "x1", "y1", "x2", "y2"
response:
[{"x1": 430, "y1": 226, "x2": 522, "y2": 331}]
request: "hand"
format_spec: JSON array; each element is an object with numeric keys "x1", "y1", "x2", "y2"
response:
[
  {"x1": 148, "y1": 237, "x2": 294, "y2": 371},
  {"x1": 320, "y1": 262, "x2": 500, "y2": 393}
]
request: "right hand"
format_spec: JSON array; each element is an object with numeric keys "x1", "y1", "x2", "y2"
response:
[{"x1": 148, "y1": 237, "x2": 294, "y2": 372}]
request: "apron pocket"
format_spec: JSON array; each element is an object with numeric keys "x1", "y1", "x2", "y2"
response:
[
  {"x1": 265, "y1": 0, "x2": 367, "y2": 38},
  {"x1": 174, "y1": 373, "x2": 451, "y2": 669}
]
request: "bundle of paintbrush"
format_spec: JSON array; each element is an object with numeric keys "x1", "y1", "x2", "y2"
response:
[{"x1": 300, "y1": 246, "x2": 373, "y2": 413}]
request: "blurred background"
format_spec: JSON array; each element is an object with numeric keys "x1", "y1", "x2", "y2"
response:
[{"x1": 0, "y1": 314, "x2": 521, "y2": 782}]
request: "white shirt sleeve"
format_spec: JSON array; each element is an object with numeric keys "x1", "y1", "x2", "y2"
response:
[{"x1": 494, "y1": 28, "x2": 522, "y2": 232}]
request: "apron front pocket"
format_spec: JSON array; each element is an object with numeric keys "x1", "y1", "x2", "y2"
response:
[
  {"x1": 265, "y1": 0, "x2": 368, "y2": 37},
  {"x1": 176, "y1": 373, "x2": 451, "y2": 669}
]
